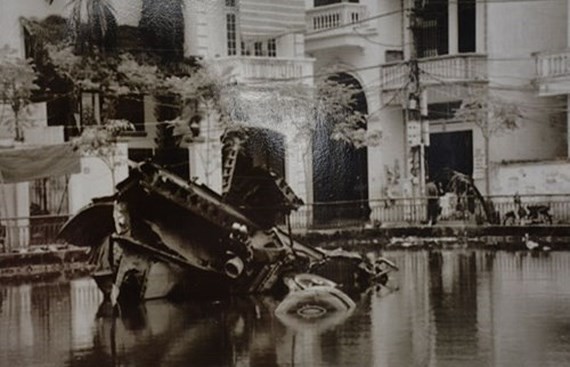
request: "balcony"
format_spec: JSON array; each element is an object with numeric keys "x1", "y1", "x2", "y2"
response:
[
  {"x1": 535, "y1": 49, "x2": 570, "y2": 96},
  {"x1": 211, "y1": 57, "x2": 314, "y2": 85},
  {"x1": 305, "y1": 3, "x2": 374, "y2": 53},
  {"x1": 381, "y1": 53, "x2": 488, "y2": 92}
]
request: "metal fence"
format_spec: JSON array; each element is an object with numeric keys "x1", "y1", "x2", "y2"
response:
[
  {"x1": 0, "y1": 194, "x2": 569, "y2": 251},
  {"x1": 0, "y1": 215, "x2": 69, "y2": 253},
  {"x1": 289, "y1": 194, "x2": 570, "y2": 230}
]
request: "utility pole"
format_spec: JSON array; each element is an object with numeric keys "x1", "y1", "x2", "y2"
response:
[{"x1": 406, "y1": 1, "x2": 428, "y2": 201}]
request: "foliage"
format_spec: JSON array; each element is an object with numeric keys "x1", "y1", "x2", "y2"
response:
[
  {"x1": 140, "y1": 0, "x2": 185, "y2": 60},
  {"x1": 67, "y1": 0, "x2": 118, "y2": 53},
  {"x1": 454, "y1": 87, "x2": 521, "y2": 139},
  {"x1": 46, "y1": 45, "x2": 379, "y2": 168},
  {"x1": 0, "y1": 46, "x2": 40, "y2": 141},
  {"x1": 72, "y1": 119, "x2": 133, "y2": 185},
  {"x1": 454, "y1": 87, "x2": 522, "y2": 194},
  {"x1": 72, "y1": 119, "x2": 133, "y2": 153},
  {"x1": 48, "y1": 46, "x2": 158, "y2": 94},
  {"x1": 217, "y1": 71, "x2": 381, "y2": 149}
]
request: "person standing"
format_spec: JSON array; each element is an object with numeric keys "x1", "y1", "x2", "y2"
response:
[{"x1": 426, "y1": 180, "x2": 440, "y2": 225}]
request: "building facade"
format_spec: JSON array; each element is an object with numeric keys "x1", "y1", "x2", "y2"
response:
[{"x1": 1, "y1": 0, "x2": 570, "y2": 232}]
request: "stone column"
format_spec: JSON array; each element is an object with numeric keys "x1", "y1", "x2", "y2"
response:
[
  {"x1": 1, "y1": 182, "x2": 29, "y2": 251},
  {"x1": 188, "y1": 112, "x2": 223, "y2": 194},
  {"x1": 566, "y1": 0, "x2": 570, "y2": 48},
  {"x1": 566, "y1": 95, "x2": 570, "y2": 158},
  {"x1": 476, "y1": 0, "x2": 487, "y2": 53},
  {"x1": 448, "y1": 0, "x2": 459, "y2": 54}
]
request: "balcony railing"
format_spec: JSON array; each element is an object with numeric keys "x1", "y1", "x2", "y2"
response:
[
  {"x1": 534, "y1": 49, "x2": 570, "y2": 95},
  {"x1": 381, "y1": 54, "x2": 488, "y2": 91},
  {"x1": 535, "y1": 49, "x2": 570, "y2": 79},
  {"x1": 211, "y1": 57, "x2": 314, "y2": 83},
  {"x1": 306, "y1": 3, "x2": 367, "y2": 33}
]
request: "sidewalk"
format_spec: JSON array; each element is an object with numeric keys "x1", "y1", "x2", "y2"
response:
[
  {"x1": 294, "y1": 222, "x2": 570, "y2": 250},
  {"x1": 0, "y1": 246, "x2": 92, "y2": 281}
]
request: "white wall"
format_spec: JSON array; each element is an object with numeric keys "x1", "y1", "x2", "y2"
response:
[
  {"x1": 488, "y1": 91, "x2": 567, "y2": 164},
  {"x1": 371, "y1": 106, "x2": 405, "y2": 200},
  {"x1": 0, "y1": 0, "x2": 67, "y2": 56},
  {"x1": 68, "y1": 143, "x2": 129, "y2": 213},
  {"x1": 186, "y1": 0, "x2": 227, "y2": 57},
  {"x1": 491, "y1": 160, "x2": 570, "y2": 195},
  {"x1": 0, "y1": 102, "x2": 48, "y2": 140},
  {"x1": 188, "y1": 139, "x2": 223, "y2": 194},
  {"x1": 486, "y1": 0, "x2": 567, "y2": 162}
]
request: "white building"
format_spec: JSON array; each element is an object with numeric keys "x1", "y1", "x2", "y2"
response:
[{"x1": 1, "y1": 0, "x2": 569, "y2": 231}]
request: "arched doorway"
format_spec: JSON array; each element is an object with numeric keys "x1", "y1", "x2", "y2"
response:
[{"x1": 312, "y1": 73, "x2": 369, "y2": 225}]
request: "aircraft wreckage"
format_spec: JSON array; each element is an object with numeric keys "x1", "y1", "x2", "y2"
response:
[{"x1": 59, "y1": 138, "x2": 397, "y2": 320}]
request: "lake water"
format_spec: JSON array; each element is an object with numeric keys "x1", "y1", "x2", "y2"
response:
[{"x1": 2, "y1": 250, "x2": 570, "y2": 367}]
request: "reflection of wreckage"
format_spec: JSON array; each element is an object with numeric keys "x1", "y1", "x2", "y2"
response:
[{"x1": 59, "y1": 139, "x2": 397, "y2": 318}]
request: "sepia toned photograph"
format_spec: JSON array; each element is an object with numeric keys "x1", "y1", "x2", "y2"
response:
[{"x1": 0, "y1": 0, "x2": 569, "y2": 366}]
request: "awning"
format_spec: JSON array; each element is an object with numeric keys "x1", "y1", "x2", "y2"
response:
[
  {"x1": 0, "y1": 144, "x2": 81, "y2": 183},
  {"x1": 239, "y1": 0, "x2": 306, "y2": 41}
]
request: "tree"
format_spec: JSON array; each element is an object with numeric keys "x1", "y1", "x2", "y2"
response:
[
  {"x1": 47, "y1": 45, "x2": 160, "y2": 123},
  {"x1": 72, "y1": 119, "x2": 134, "y2": 188},
  {"x1": 67, "y1": 0, "x2": 118, "y2": 53},
  {"x1": 0, "y1": 46, "x2": 39, "y2": 142},
  {"x1": 216, "y1": 71, "x2": 381, "y2": 149},
  {"x1": 140, "y1": 0, "x2": 185, "y2": 60},
  {"x1": 454, "y1": 87, "x2": 521, "y2": 195}
]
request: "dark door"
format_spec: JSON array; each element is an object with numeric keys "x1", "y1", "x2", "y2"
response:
[{"x1": 428, "y1": 130, "x2": 473, "y2": 182}]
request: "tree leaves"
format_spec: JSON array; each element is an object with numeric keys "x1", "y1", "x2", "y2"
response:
[
  {"x1": 0, "y1": 46, "x2": 40, "y2": 141},
  {"x1": 454, "y1": 87, "x2": 522, "y2": 139}
]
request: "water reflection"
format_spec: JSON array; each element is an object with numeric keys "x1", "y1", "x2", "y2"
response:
[{"x1": 1, "y1": 251, "x2": 570, "y2": 366}]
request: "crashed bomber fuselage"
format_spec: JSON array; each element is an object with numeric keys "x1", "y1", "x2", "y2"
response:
[{"x1": 59, "y1": 162, "x2": 382, "y2": 304}]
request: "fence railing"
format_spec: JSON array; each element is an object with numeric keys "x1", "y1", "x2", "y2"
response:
[
  {"x1": 381, "y1": 53, "x2": 488, "y2": 91},
  {"x1": 535, "y1": 49, "x2": 570, "y2": 79},
  {"x1": 1, "y1": 194, "x2": 569, "y2": 251},
  {"x1": 288, "y1": 194, "x2": 570, "y2": 230},
  {"x1": 306, "y1": 3, "x2": 367, "y2": 33},
  {"x1": 0, "y1": 215, "x2": 68, "y2": 253},
  {"x1": 210, "y1": 56, "x2": 314, "y2": 82}
]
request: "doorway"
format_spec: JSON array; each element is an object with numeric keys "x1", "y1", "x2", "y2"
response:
[
  {"x1": 428, "y1": 130, "x2": 473, "y2": 184},
  {"x1": 312, "y1": 73, "x2": 369, "y2": 225}
]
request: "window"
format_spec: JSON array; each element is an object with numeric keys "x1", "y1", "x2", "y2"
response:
[
  {"x1": 418, "y1": 0, "x2": 449, "y2": 57},
  {"x1": 314, "y1": 0, "x2": 359, "y2": 6},
  {"x1": 80, "y1": 92, "x2": 101, "y2": 125},
  {"x1": 385, "y1": 50, "x2": 404, "y2": 63},
  {"x1": 226, "y1": 0, "x2": 236, "y2": 7},
  {"x1": 458, "y1": 0, "x2": 476, "y2": 53},
  {"x1": 116, "y1": 95, "x2": 145, "y2": 133},
  {"x1": 267, "y1": 39, "x2": 276, "y2": 57},
  {"x1": 426, "y1": 101, "x2": 462, "y2": 121},
  {"x1": 226, "y1": 13, "x2": 237, "y2": 56},
  {"x1": 128, "y1": 148, "x2": 154, "y2": 164},
  {"x1": 241, "y1": 41, "x2": 251, "y2": 56},
  {"x1": 254, "y1": 42, "x2": 263, "y2": 56}
]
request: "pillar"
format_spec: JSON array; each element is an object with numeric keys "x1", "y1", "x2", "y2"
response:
[
  {"x1": 448, "y1": 0, "x2": 459, "y2": 54},
  {"x1": 566, "y1": 94, "x2": 570, "y2": 158}
]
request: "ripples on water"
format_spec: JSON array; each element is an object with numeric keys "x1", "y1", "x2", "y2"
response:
[{"x1": 1, "y1": 250, "x2": 570, "y2": 367}]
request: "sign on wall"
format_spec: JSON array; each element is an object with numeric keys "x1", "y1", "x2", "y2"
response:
[{"x1": 407, "y1": 120, "x2": 421, "y2": 147}]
